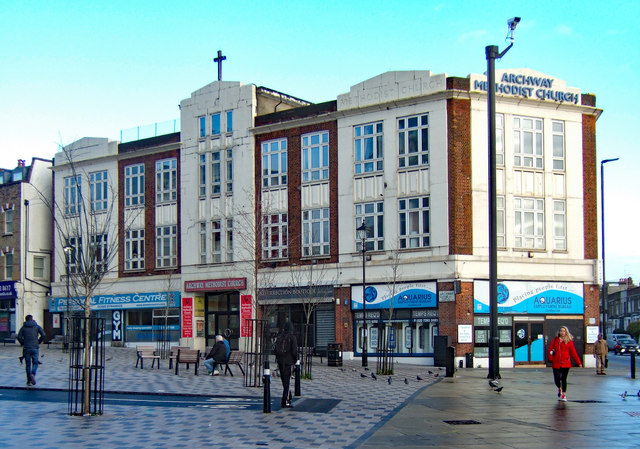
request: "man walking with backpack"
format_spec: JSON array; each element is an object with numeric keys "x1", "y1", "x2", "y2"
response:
[
  {"x1": 17, "y1": 315, "x2": 46, "y2": 386},
  {"x1": 274, "y1": 322, "x2": 298, "y2": 408}
]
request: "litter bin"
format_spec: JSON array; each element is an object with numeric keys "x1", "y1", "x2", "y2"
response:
[
  {"x1": 327, "y1": 343, "x2": 343, "y2": 367},
  {"x1": 445, "y1": 346, "x2": 455, "y2": 377},
  {"x1": 465, "y1": 352, "x2": 474, "y2": 368}
]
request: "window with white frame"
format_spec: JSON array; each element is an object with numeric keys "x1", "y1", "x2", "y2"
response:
[
  {"x1": 90, "y1": 234, "x2": 108, "y2": 273},
  {"x1": 199, "y1": 154, "x2": 206, "y2": 197},
  {"x1": 124, "y1": 164, "x2": 145, "y2": 207},
  {"x1": 199, "y1": 222, "x2": 207, "y2": 264},
  {"x1": 3, "y1": 207, "x2": 13, "y2": 234},
  {"x1": 156, "y1": 225, "x2": 177, "y2": 268},
  {"x1": 226, "y1": 219, "x2": 233, "y2": 262},
  {"x1": 398, "y1": 197, "x2": 430, "y2": 249},
  {"x1": 226, "y1": 149, "x2": 233, "y2": 193},
  {"x1": 226, "y1": 111, "x2": 233, "y2": 133},
  {"x1": 68, "y1": 237, "x2": 81, "y2": 274},
  {"x1": 552, "y1": 121, "x2": 565, "y2": 171},
  {"x1": 212, "y1": 151, "x2": 221, "y2": 194},
  {"x1": 354, "y1": 122, "x2": 383, "y2": 174},
  {"x1": 398, "y1": 114, "x2": 428, "y2": 168},
  {"x1": 156, "y1": 158, "x2": 177, "y2": 203},
  {"x1": 496, "y1": 114, "x2": 504, "y2": 166},
  {"x1": 355, "y1": 202, "x2": 384, "y2": 251},
  {"x1": 497, "y1": 196, "x2": 506, "y2": 248},
  {"x1": 211, "y1": 113, "x2": 221, "y2": 135},
  {"x1": 262, "y1": 139, "x2": 288, "y2": 188},
  {"x1": 211, "y1": 220, "x2": 222, "y2": 263},
  {"x1": 199, "y1": 116, "x2": 206, "y2": 138},
  {"x1": 4, "y1": 252, "x2": 12, "y2": 279},
  {"x1": 302, "y1": 131, "x2": 329, "y2": 182},
  {"x1": 553, "y1": 200, "x2": 566, "y2": 251},
  {"x1": 302, "y1": 208, "x2": 329, "y2": 256},
  {"x1": 64, "y1": 175, "x2": 82, "y2": 216},
  {"x1": 33, "y1": 256, "x2": 45, "y2": 279},
  {"x1": 124, "y1": 229, "x2": 145, "y2": 270},
  {"x1": 90, "y1": 170, "x2": 108, "y2": 212},
  {"x1": 262, "y1": 213, "x2": 288, "y2": 259},
  {"x1": 513, "y1": 116, "x2": 543, "y2": 169},
  {"x1": 514, "y1": 197, "x2": 545, "y2": 249}
]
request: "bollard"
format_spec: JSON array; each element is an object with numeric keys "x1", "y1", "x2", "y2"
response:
[
  {"x1": 294, "y1": 360, "x2": 301, "y2": 397},
  {"x1": 263, "y1": 360, "x2": 271, "y2": 413},
  {"x1": 631, "y1": 352, "x2": 636, "y2": 379},
  {"x1": 445, "y1": 346, "x2": 455, "y2": 378}
]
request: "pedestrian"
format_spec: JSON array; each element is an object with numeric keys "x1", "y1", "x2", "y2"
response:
[
  {"x1": 548, "y1": 325, "x2": 582, "y2": 401},
  {"x1": 594, "y1": 333, "x2": 608, "y2": 375},
  {"x1": 17, "y1": 315, "x2": 46, "y2": 386},
  {"x1": 203, "y1": 335, "x2": 227, "y2": 375},
  {"x1": 274, "y1": 322, "x2": 298, "y2": 408}
]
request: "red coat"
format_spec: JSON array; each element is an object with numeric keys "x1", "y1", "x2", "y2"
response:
[{"x1": 548, "y1": 337, "x2": 582, "y2": 368}]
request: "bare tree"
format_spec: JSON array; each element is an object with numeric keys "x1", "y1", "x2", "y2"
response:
[
  {"x1": 288, "y1": 259, "x2": 336, "y2": 378},
  {"x1": 378, "y1": 247, "x2": 402, "y2": 375},
  {"x1": 35, "y1": 143, "x2": 144, "y2": 414}
]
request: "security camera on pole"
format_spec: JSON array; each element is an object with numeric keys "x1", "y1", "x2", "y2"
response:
[{"x1": 486, "y1": 16, "x2": 520, "y2": 381}]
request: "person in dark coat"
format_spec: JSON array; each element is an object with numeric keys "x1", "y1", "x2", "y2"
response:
[
  {"x1": 203, "y1": 335, "x2": 227, "y2": 375},
  {"x1": 17, "y1": 315, "x2": 46, "y2": 386},
  {"x1": 274, "y1": 322, "x2": 298, "y2": 408}
]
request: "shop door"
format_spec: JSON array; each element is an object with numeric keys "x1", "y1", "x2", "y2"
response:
[
  {"x1": 206, "y1": 312, "x2": 240, "y2": 350},
  {"x1": 514, "y1": 322, "x2": 545, "y2": 364}
]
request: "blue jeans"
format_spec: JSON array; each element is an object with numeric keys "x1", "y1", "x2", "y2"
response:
[
  {"x1": 203, "y1": 359, "x2": 219, "y2": 373},
  {"x1": 24, "y1": 348, "x2": 39, "y2": 380}
]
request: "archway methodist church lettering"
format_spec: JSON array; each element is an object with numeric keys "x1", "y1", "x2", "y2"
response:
[{"x1": 474, "y1": 72, "x2": 579, "y2": 104}]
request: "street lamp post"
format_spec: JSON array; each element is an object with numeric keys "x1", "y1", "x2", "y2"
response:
[
  {"x1": 601, "y1": 158, "x2": 619, "y2": 339},
  {"x1": 357, "y1": 221, "x2": 369, "y2": 368},
  {"x1": 63, "y1": 241, "x2": 73, "y2": 352},
  {"x1": 486, "y1": 16, "x2": 520, "y2": 381}
]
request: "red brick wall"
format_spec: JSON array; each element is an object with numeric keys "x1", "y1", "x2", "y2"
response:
[
  {"x1": 583, "y1": 283, "x2": 600, "y2": 355},
  {"x1": 582, "y1": 114, "x2": 598, "y2": 260},
  {"x1": 447, "y1": 83, "x2": 472, "y2": 255},
  {"x1": 334, "y1": 286, "x2": 353, "y2": 352},
  {"x1": 118, "y1": 149, "x2": 181, "y2": 277},
  {"x1": 438, "y1": 281, "x2": 474, "y2": 356},
  {"x1": 254, "y1": 120, "x2": 339, "y2": 266}
]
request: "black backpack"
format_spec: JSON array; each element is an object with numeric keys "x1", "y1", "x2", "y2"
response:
[{"x1": 276, "y1": 334, "x2": 290, "y2": 357}]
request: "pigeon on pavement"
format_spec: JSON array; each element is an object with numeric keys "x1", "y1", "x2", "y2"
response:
[
  {"x1": 371, "y1": 372, "x2": 377, "y2": 380},
  {"x1": 620, "y1": 391, "x2": 628, "y2": 399},
  {"x1": 489, "y1": 379, "x2": 500, "y2": 388},
  {"x1": 404, "y1": 378, "x2": 409, "y2": 385},
  {"x1": 387, "y1": 377, "x2": 392, "y2": 385},
  {"x1": 494, "y1": 386, "x2": 503, "y2": 392},
  {"x1": 417, "y1": 375, "x2": 423, "y2": 381},
  {"x1": 360, "y1": 373, "x2": 367, "y2": 378}
]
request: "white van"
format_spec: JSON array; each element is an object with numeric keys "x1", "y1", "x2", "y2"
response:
[{"x1": 607, "y1": 333, "x2": 634, "y2": 350}]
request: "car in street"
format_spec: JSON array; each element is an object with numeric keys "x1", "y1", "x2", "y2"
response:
[{"x1": 613, "y1": 338, "x2": 640, "y2": 355}]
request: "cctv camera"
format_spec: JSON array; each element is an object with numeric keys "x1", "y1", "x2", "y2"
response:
[{"x1": 507, "y1": 17, "x2": 521, "y2": 30}]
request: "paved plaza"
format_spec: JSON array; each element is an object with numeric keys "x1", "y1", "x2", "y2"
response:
[{"x1": 1, "y1": 344, "x2": 639, "y2": 448}]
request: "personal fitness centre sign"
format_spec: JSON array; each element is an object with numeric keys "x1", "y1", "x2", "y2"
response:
[{"x1": 471, "y1": 69, "x2": 581, "y2": 104}]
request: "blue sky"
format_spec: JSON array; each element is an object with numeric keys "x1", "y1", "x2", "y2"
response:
[{"x1": 1, "y1": 1, "x2": 638, "y2": 282}]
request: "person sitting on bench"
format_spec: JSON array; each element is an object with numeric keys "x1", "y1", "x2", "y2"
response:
[{"x1": 203, "y1": 335, "x2": 227, "y2": 375}]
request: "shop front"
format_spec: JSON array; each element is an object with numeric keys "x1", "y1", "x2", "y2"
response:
[
  {"x1": 473, "y1": 280, "x2": 585, "y2": 366},
  {"x1": 184, "y1": 277, "x2": 247, "y2": 350},
  {"x1": 351, "y1": 282, "x2": 438, "y2": 359},
  {"x1": 0, "y1": 281, "x2": 17, "y2": 338},
  {"x1": 49, "y1": 291, "x2": 181, "y2": 345}
]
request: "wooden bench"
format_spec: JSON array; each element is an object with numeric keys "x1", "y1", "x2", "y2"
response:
[
  {"x1": 136, "y1": 345, "x2": 160, "y2": 369},
  {"x1": 47, "y1": 335, "x2": 68, "y2": 349},
  {"x1": 221, "y1": 351, "x2": 245, "y2": 376},
  {"x1": 174, "y1": 348, "x2": 200, "y2": 375},
  {"x1": 2, "y1": 332, "x2": 17, "y2": 346},
  {"x1": 168, "y1": 346, "x2": 190, "y2": 369}
]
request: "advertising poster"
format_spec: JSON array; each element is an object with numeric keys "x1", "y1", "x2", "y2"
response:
[
  {"x1": 351, "y1": 282, "x2": 437, "y2": 310},
  {"x1": 240, "y1": 295, "x2": 253, "y2": 337},
  {"x1": 181, "y1": 297, "x2": 193, "y2": 338}
]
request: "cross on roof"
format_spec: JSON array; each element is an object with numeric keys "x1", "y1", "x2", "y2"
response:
[{"x1": 214, "y1": 50, "x2": 226, "y2": 81}]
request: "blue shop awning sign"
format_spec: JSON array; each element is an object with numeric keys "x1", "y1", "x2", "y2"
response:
[
  {"x1": 473, "y1": 280, "x2": 584, "y2": 314},
  {"x1": 49, "y1": 291, "x2": 181, "y2": 313},
  {"x1": 0, "y1": 281, "x2": 17, "y2": 299},
  {"x1": 351, "y1": 282, "x2": 437, "y2": 310}
]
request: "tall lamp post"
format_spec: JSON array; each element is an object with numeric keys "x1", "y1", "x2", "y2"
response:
[
  {"x1": 63, "y1": 241, "x2": 73, "y2": 352},
  {"x1": 486, "y1": 16, "x2": 520, "y2": 380},
  {"x1": 601, "y1": 157, "x2": 619, "y2": 339},
  {"x1": 357, "y1": 220, "x2": 369, "y2": 367}
]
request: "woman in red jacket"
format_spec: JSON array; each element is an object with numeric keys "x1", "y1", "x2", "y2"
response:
[{"x1": 548, "y1": 326, "x2": 582, "y2": 401}]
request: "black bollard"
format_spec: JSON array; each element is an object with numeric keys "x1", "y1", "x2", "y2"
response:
[
  {"x1": 631, "y1": 352, "x2": 636, "y2": 379},
  {"x1": 294, "y1": 360, "x2": 301, "y2": 396},
  {"x1": 263, "y1": 360, "x2": 271, "y2": 413}
]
